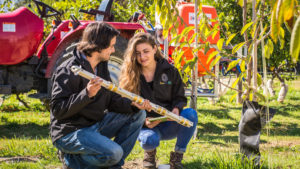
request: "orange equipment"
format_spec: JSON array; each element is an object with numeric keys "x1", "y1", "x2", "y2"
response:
[{"x1": 168, "y1": 2, "x2": 220, "y2": 77}]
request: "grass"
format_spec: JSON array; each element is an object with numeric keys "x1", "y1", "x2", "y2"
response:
[{"x1": 0, "y1": 78, "x2": 299, "y2": 169}]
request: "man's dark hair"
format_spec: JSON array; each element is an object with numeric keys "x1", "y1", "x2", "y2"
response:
[{"x1": 77, "y1": 22, "x2": 119, "y2": 57}]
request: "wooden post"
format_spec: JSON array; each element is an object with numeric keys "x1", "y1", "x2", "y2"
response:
[
  {"x1": 252, "y1": 0, "x2": 258, "y2": 100},
  {"x1": 190, "y1": 0, "x2": 198, "y2": 109}
]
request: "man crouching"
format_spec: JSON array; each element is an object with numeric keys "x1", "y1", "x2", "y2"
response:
[{"x1": 50, "y1": 22, "x2": 150, "y2": 169}]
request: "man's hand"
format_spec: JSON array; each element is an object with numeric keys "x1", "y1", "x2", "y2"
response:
[
  {"x1": 145, "y1": 117, "x2": 161, "y2": 128},
  {"x1": 87, "y1": 77, "x2": 102, "y2": 98},
  {"x1": 131, "y1": 99, "x2": 152, "y2": 112},
  {"x1": 167, "y1": 107, "x2": 180, "y2": 121}
]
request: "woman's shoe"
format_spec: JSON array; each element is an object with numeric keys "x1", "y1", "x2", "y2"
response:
[
  {"x1": 169, "y1": 151, "x2": 184, "y2": 169},
  {"x1": 143, "y1": 149, "x2": 157, "y2": 169}
]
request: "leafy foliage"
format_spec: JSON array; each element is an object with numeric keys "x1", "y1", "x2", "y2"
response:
[
  {"x1": 154, "y1": 0, "x2": 299, "y2": 103},
  {"x1": 1, "y1": 0, "x2": 154, "y2": 36}
]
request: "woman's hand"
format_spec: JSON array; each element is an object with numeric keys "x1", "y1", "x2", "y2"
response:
[
  {"x1": 132, "y1": 99, "x2": 152, "y2": 112},
  {"x1": 145, "y1": 117, "x2": 161, "y2": 128},
  {"x1": 172, "y1": 107, "x2": 180, "y2": 116},
  {"x1": 87, "y1": 77, "x2": 102, "y2": 98}
]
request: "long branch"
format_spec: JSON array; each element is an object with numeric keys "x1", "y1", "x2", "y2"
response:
[{"x1": 184, "y1": 41, "x2": 242, "y2": 92}]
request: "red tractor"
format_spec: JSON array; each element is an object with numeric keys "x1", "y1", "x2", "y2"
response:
[{"x1": 0, "y1": 0, "x2": 145, "y2": 104}]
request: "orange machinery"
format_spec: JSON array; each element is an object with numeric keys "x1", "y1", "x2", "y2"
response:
[{"x1": 164, "y1": 2, "x2": 220, "y2": 77}]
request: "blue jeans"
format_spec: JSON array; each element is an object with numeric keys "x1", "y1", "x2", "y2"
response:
[
  {"x1": 138, "y1": 108, "x2": 198, "y2": 152},
  {"x1": 53, "y1": 110, "x2": 146, "y2": 169}
]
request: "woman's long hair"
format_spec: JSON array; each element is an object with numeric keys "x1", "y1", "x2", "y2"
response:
[{"x1": 119, "y1": 32, "x2": 164, "y2": 94}]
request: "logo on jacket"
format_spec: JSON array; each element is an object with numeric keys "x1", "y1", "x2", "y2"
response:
[{"x1": 161, "y1": 73, "x2": 168, "y2": 82}]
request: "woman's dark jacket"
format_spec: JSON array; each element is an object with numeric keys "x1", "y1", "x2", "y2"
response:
[
  {"x1": 50, "y1": 49, "x2": 137, "y2": 143},
  {"x1": 140, "y1": 58, "x2": 187, "y2": 118}
]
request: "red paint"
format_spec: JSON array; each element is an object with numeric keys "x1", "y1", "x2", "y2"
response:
[
  {"x1": 0, "y1": 7, "x2": 43, "y2": 65},
  {"x1": 176, "y1": 3, "x2": 220, "y2": 44},
  {"x1": 37, "y1": 20, "x2": 71, "y2": 58}
]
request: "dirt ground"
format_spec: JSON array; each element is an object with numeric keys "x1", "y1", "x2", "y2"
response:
[{"x1": 123, "y1": 159, "x2": 143, "y2": 169}]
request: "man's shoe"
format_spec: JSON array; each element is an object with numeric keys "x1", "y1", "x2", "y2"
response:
[
  {"x1": 143, "y1": 149, "x2": 157, "y2": 169},
  {"x1": 57, "y1": 150, "x2": 72, "y2": 169},
  {"x1": 169, "y1": 151, "x2": 184, "y2": 169}
]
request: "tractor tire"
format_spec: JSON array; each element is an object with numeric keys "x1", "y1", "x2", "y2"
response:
[{"x1": 108, "y1": 35, "x2": 128, "y2": 85}]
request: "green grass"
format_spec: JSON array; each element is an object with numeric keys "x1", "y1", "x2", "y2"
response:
[{"x1": 0, "y1": 78, "x2": 299, "y2": 169}]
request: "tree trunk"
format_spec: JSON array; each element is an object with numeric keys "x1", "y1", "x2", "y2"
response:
[
  {"x1": 277, "y1": 82, "x2": 288, "y2": 103},
  {"x1": 266, "y1": 79, "x2": 275, "y2": 96},
  {"x1": 237, "y1": 71, "x2": 243, "y2": 104},
  {"x1": 252, "y1": 0, "x2": 258, "y2": 101},
  {"x1": 243, "y1": 0, "x2": 252, "y2": 98},
  {"x1": 273, "y1": 68, "x2": 288, "y2": 102},
  {"x1": 190, "y1": 0, "x2": 198, "y2": 109}
]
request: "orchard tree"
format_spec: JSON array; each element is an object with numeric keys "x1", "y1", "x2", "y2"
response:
[{"x1": 154, "y1": 0, "x2": 299, "y2": 105}]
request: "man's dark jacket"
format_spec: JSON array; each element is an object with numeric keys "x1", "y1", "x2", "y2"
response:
[
  {"x1": 50, "y1": 49, "x2": 137, "y2": 142},
  {"x1": 140, "y1": 58, "x2": 187, "y2": 118}
]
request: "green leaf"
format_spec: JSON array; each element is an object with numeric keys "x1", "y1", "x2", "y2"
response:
[
  {"x1": 230, "y1": 92, "x2": 238, "y2": 103},
  {"x1": 217, "y1": 38, "x2": 224, "y2": 51},
  {"x1": 223, "y1": 22, "x2": 229, "y2": 30},
  {"x1": 248, "y1": 41, "x2": 254, "y2": 55},
  {"x1": 163, "y1": 29, "x2": 169, "y2": 40},
  {"x1": 179, "y1": 42, "x2": 187, "y2": 48},
  {"x1": 279, "y1": 37, "x2": 285, "y2": 50},
  {"x1": 226, "y1": 33, "x2": 237, "y2": 46},
  {"x1": 290, "y1": 16, "x2": 300, "y2": 63},
  {"x1": 218, "y1": 12, "x2": 225, "y2": 21},
  {"x1": 204, "y1": 42, "x2": 210, "y2": 54},
  {"x1": 183, "y1": 75, "x2": 189, "y2": 83},
  {"x1": 212, "y1": 29, "x2": 219, "y2": 39},
  {"x1": 226, "y1": 60, "x2": 240, "y2": 72},
  {"x1": 174, "y1": 51, "x2": 184, "y2": 65},
  {"x1": 181, "y1": 26, "x2": 195, "y2": 36},
  {"x1": 251, "y1": 22, "x2": 258, "y2": 39},
  {"x1": 257, "y1": 73, "x2": 262, "y2": 86},
  {"x1": 232, "y1": 77, "x2": 240, "y2": 89},
  {"x1": 232, "y1": 42, "x2": 246, "y2": 54},
  {"x1": 207, "y1": 51, "x2": 219, "y2": 64},
  {"x1": 238, "y1": 0, "x2": 244, "y2": 7},
  {"x1": 209, "y1": 56, "x2": 221, "y2": 70},
  {"x1": 184, "y1": 65, "x2": 191, "y2": 74},
  {"x1": 280, "y1": 26, "x2": 285, "y2": 38},
  {"x1": 189, "y1": 33, "x2": 197, "y2": 44},
  {"x1": 271, "y1": 1, "x2": 284, "y2": 43},
  {"x1": 190, "y1": 56, "x2": 198, "y2": 68},
  {"x1": 241, "y1": 22, "x2": 253, "y2": 35},
  {"x1": 249, "y1": 91, "x2": 253, "y2": 101},
  {"x1": 283, "y1": 0, "x2": 294, "y2": 22},
  {"x1": 265, "y1": 39, "x2": 274, "y2": 59},
  {"x1": 264, "y1": 43, "x2": 270, "y2": 59},
  {"x1": 255, "y1": 91, "x2": 266, "y2": 102},
  {"x1": 170, "y1": 35, "x2": 180, "y2": 44},
  {"x1": 240, "y1": 60, "x2": 246, "y2": 72}
]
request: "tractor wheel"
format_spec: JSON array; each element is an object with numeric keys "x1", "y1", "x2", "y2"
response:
[{"x1": 108, "y1": 35, "x2": 128, "y2": 85}]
